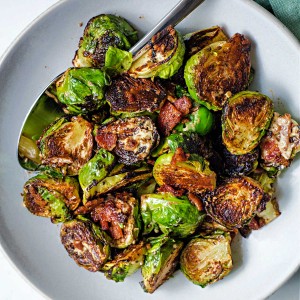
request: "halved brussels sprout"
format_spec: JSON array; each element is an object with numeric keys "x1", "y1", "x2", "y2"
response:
[
  {"x1": 78, "y1": 149, "x2": 116, "y2": 202},
  {"x1": 38, "y1": 116, "x2": 93, "y2": 175},
  {"x1": 180, "y1": 233, "x2": 232, "y2": 287},
  {"x1": 174, "y1": 106, "x2": 214, "y2": 136},
  {"x1": 129, "y1": 26, "x2": 185, "y2": 79},
  {"x1": 84, "y1": 165, "x2": 152, "y2": 200},
  {"x1": 184, "y1": 26, "x2": 228, "y2": 58},
  {"x1": 204, "y1": 176, "x2": 265, "y2": 229},
  {"x1": 184, "y1": 33, "x2": 251, "y2": 110},
  {"x1": 105, "y1": 74, "x2": 167, "y2": 114},
  {"x1": 102, "y1": 241, "x2": 146, "y2": 282},
  {"x1": 222, "y1": 91, "x2": 273, "y2": 155},
  {"x1": 260, "y1": 112, "x2": 300, "y2": 175},
  {"x1": 153, "y1": 151, "x2": 216, "y2": 193},
  {"x1": 95, "y1": 116, "x2": 160, "y2": 165},
  {"x1": 141, "y1": 192, "x2": 206, "y2": 237},
  {"x1": 55, "y1": 68, "x2": 110, "y2": 115},
  {"x1": 60, "y1": 218, "x2": 110, "y2": 272},
  {"x1": 141, "y1": 235, "x2": 183, "y2": 293},
  {"x1": 90, "y1": 192, "x2": 141, "y2": 248},
  {"x1": 73, "y1": 14, "x2": 138, "y2": 68},
  {"x1": 23, "y1": 172, "x2": 80, "y2": 223}
]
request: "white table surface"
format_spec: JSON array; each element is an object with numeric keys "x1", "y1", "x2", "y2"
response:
[{"x1": 0, "y1": 0, "x2": 299, "y2": 299}]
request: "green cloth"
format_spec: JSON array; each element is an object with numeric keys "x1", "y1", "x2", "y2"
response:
[{"x1": 254, "y1": 0, "x2": 300, "y2": 40}]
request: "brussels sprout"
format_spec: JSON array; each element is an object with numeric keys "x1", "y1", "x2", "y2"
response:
[
  {"x1": 222, "y1": 147, "x2": 259, "y2": 176},
  {"x1": 180, "y1": 233, "x2": 232, "y2": 287},
  {"x1": 260, "y1": 112, "x2": 300, "y2": 175},
  {"x1": 84, "y1": 165, "x2": 152, "y2": 200},
  {"x1": 184, "y1": 26, "x2": 228, "y2": 58},
  {"x1": 141, "y1": 192, "x2": 206, "y2": 237},
  {"x1": 105, "y1": 74, "x2": 167, "y2": 114},
  {"x1": 102, "y1": 241, "x2": 146, "y2": 282},
  {"x1": 129, "y1": 26, "x2": 185, "y2": 79},
  {"x1": 23, "y1": 172, "x2": 80, "y2": 223},
  {"x1": 78, "y1": 149, "x2": 116, "y2": 202},
  {"x1": 222, "y1": 91, "x2": 273, "y2": 155},
  {"x1": 141, "y1": 235, "x2": 183, "y2": 293},
  {"x1": 95, "y1": 116, "x2": 160, "y2": 165},
  {"x1": 90, "y1": 192, "x2": 141, "y2": 248},
  {"x1": 73, "y1": 14, "x2": 138, "y2": 68},
  {"x1": 174, "y1": 106, "x2": 214, "y2": 136},
  {"x1": 60, "y1": 218, "x2": 110, "y2": 272},
  {"x1": 38, "y1": 116, "x2": 93, "y2": 175},
  {"x1": 184, "y1": 33, "x2": 251, "y2": 110},
  {"x1": 153, "y1": 151, "x2": 216, "y2": 193},
  {"x1": 204, "y1": 176, "x2": 265, "y2": 229},
  {"x1": 104, "y1": 46, "x2": 133, "y2": 74},
  {"x1": 55, "y1": 68, "x2": 110, "y2": 114}
]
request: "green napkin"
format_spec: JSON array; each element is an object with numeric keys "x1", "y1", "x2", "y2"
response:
[{"x1": 254, "y1": 0, "x2": 300, "y2": 40}]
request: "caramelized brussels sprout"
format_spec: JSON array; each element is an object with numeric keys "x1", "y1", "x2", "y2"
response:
[
  {"x1": 174, "y1": 106, "x2": 214, "y2": 136},
  {"x1": 60, "y1": 218, "x2": 110, "y2": 272},
  {"x1": 180, "y1": 233, "x2": 232, "y2": 287},
  {"x1": 84, "y1": 165, "x2": 152, "y2": 200},
  {"x1": 184, "y1": 26, "x2": 228, "y2": 58},
  {"x1": 38, "y1": 116, "x2": 93, "y2": 175},
  {"x1": 153, "y1": 151, "x2": 216, "y2": 193},
  {"x1": 129, "y1": 26, "x2": 185, "y2": 79},
  {"x1": 95, "y1": 116, "x2": 160, "y2": 165},
  {"x1": 141, "y1": 192, "x2": 205, "y2": 237},
  {"x1": 73, "y1": 14, "x2": 138, "y2": 68},
  {"x1": 55, "y1": 68, "x2": 110, "y2": 115},
  {"x1": 23, "y1": 172, "x2": 80, "y2": 223},
  {"x1": 205, "y1": 176, "x2": 265, "y2": 229},
  {"x1": 102, "y1": 241, "x2": 146, "y2": 282},
  {"x1": 78, "y1": 149, "x2": 116, "y2": 202},
  {"x1": 222, "y1": 91, "x2": 273, "y2": 155},
  {"x1": 184, "y1": 33, "x2": 251, "y2": 110},
  {"x1": 260, "y1": 112, "x2": 300, "y2": 175},
  {"x1": 90, "y1": 192, "x2": 141, "y2": 248},
  {"x1": 105, "y1": 74, "x2": 167, "y2": 114},
  {"x1": 141, "y1": 235, "x2": 183, "y2": 293}
]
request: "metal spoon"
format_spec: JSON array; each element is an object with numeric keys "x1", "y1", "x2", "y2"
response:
[{"x1": 18, "y1": 0, "x2": 206, "y2": 170}]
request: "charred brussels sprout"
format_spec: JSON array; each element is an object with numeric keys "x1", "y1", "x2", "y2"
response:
[
  {"x1": 184, "y1": 26, "x2": 228, "y2": 58},
  {"x1": 184, "y1": 33, "x2": 251, "y2": 110},
  {"x1": 23, "y1": 172, "x2": 80, "y2": 223},
  {"x1": 222, "y1": 91, "x2": 273, "y2": 155},
  {"x1": 60, "y1": 218, "x2": 110, "y2": 272},
  {"x1": 83, "y1": 165, "x2": 152, "y2": 200},
  {"x1": 141, "y1": 192, "x2": 205, "y2": 237},
  {"x1": 73, "y1": 14, "x2": 138, "y2": 68},
  {"x1": 55, "y1": 68, "x2": 110, "y2": 115},
  {"x1": 180, "y1": 233, "x2": 232, "y2": 287},
  {"x1": 141, "y1": 235, "x2": 183, "y2": 293},
  {"x1": 105, "y1": 74, "x2": 167, "y2": 114},
  {"x1": 129, "y1": 26, "x2": 185, "y2": 79},
  {"x1": 95, "y1": 116, "x2": 160, "y2": 165},
  {"x1": 205, "y1": 176, "x2": 265, "y2": 229},
  {"x1": 78, "y1": 149, "x2": 116, "y2": 202},
  {"x1": 90, "y1": 192, "x2": 141, "y2": 248},
  {"x1": 102, "y1": 241, "x2": 146, "y2": 282},
  {"x1": 260, "y1": 112, "x2": 300, "y2": 175},
  {"x1": 153, "y1": 151, "x2": 216, "y2": 193},
  {"x1": 175, "y1": 106, "x2": 214, "y2": 136},
  {"x1": 38, "y1": 116, "x2": 93, "y2": 175}
]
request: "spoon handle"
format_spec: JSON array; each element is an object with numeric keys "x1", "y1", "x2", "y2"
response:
[{"x1": 129, "y1": 0, "x2": 206, "y2": 55}]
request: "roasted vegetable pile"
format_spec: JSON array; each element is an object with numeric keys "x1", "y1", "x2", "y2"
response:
[{"x1": 19, "y1": 13, "x2": 300, "y2": 293}]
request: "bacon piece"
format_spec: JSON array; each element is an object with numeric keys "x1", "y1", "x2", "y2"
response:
[
  {"x1": 74, "y1": 198, "x2": 104, "y2": 215},
  {"x1": 188, "y1": 193, "x2": 204, "y2": 211},
  {"x1": 157, "y1": 101, "x2": 182, "y2": 136},
  {"x1": 174, "y1": 96, "x2": 192, "y2": 115},
  {"x1": 95, "y1": 132, "x2": 117, "y2": 151},
  {"x1": 171, "y1": 147, "x2": 187, "y2": 164}
]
